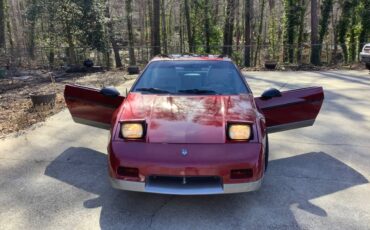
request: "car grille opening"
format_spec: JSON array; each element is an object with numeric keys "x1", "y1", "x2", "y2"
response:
[{"x1": 145, "y1": 176, "x2": 223, "y2": 195}]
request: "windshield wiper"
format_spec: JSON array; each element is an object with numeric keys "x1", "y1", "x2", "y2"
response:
[
  {"x1": 135, "y1": 87, "x2": 172, "y2": 94},
  {"x1": 178, "y1": 89, "x2": 218, "y2": 95}
]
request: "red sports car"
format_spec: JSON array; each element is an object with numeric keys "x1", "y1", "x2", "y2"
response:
[{"x1": 64, "y1": 55, "x2": 324, "y2": 195}]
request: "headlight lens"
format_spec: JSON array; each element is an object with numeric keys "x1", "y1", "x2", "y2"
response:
[
  {"x1": 228, "y1": 124, "x2": 252, "y2": 141},
  {"x1": 121, "y1": 123, "x2": 144, "y2": 139}
]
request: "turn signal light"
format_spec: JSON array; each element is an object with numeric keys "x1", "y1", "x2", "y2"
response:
[
  {"x1": 230, "y1": 169, "x2": 253, "y2": 179},
  {"x1": 117, "y1": 167, "x2": 139, "y2": 178}
]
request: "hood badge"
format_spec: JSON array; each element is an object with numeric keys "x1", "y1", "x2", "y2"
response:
[{"x1": 181, "y1": 149, "x2": 188, "y2": 156}]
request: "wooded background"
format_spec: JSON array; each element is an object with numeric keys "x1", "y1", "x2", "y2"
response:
[{"x1": 0, "y1": 0, "x2": 369, "y2": 68}]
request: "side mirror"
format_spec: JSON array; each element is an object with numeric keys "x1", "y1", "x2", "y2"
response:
[
  {"x1": 100, "y1": 86, "x2": 120, "y2": 98},
  {"x1": 261, "y1": 88, "x2": 282, "y2": 100}
]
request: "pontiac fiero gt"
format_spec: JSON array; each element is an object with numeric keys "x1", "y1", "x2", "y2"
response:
[{"x1": 64, "y1": 55, "x2": 324, "y2": 195}]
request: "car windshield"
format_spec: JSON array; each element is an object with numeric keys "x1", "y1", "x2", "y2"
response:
[
  {"x1": 363, "y1": 45, "x2": 370, "y2": 53},
  {"x1": 132, "y1": 61, "x2": 249, "y2": 95}
]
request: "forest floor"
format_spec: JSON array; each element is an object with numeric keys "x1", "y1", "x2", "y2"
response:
[
  {"x1": 241, "y1": 62, "x2": 369, "y2": 71},
  {"x1": 0, "y1": 69, "x2": 135, "y2": 139},
  {"x1": 0, "y1": 63, "x2": 368, "y2": 139},
  {"x1": 0, "y1": 70, "x2": 369, "y2": 229}
]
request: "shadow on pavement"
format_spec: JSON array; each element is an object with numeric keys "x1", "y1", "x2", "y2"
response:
[
  {"x1": 246, "y1": 72, "x2": 367, "y2": 122},
  {"x1": 320, "y1": 71, "x2": 370, "y2": 86},
  {"x1": 45, "y1": 148, "x2": 368, "y2": 229}
]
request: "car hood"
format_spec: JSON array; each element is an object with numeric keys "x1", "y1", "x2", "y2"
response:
[{"x1": 119, "y1": 93, "x2": 257, "y2": 143}]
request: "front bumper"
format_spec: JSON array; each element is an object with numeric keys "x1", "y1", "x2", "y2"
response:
[
  {"x1": 110, "y1": 176, "x2": 263, "y2": 195},
  {"x1": 108, "y1": 142, "x2": 265, "y2": 195},
  {"x1": 360, "y1": 53, "x2": 370, "y2": 63}
]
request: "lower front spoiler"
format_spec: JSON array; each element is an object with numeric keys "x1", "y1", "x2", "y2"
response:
[
  {"x1": 360, "y1": 54, "x2": 370, "y2": 63},
  {"x1": 110, "y1": 177, "x2": 262, "y2": 195}
]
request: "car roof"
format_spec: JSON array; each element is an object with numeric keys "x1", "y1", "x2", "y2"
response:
[{"x1": 150, "y1": 54, "x2": 233, "y2": 62}]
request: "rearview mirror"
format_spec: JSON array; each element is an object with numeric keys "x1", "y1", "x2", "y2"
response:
[
  {"x1": 261, "y1": 88, "x2": 282, "y2": 100},
  {"x1": 100, "y1": 86, "x2": 120, "y2": 98}
]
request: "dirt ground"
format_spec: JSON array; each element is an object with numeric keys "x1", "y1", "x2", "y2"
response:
[
  {"x1": 241, "y1": 62, "x2": 369, "y2": 71},
  {"x1": 1, "y1": 70, "x2": 369, "y2": 229},
  {"x1": 0, "y1": 63, "x2": 368, "y2": 140},
  {"x1": 0, "y1": 70, "x2": 134, "y2": 139}
]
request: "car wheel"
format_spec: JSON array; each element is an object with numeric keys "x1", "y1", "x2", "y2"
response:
[
  {"x1": 264, "y1": 133, "x2": 269, "y2": 172},
  {"x1": 366, "y1": 63, "x2": 370, "y2": 70}
]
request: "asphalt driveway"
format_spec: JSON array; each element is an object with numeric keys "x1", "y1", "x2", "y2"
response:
[{"x1": 0, "y1": 70, "x2": 369, "y2": 229}]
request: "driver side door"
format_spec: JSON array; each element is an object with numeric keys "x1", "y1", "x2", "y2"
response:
[{"x1": 64, "y1": 84, "x2": 125, "y2": 129}]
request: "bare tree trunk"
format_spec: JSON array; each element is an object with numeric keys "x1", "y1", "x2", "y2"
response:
[
  {"x1": 48, "y1": 21, "x2": 55, "y2": 67},
  {"x1": 254, "y1": 0, "x2": 265, "y2": 66},
  {"x1": 244, "y1": 0, "x2": 252, "y2": 67},
  {"x1": 318, "y1": 0, "x2": 333, "y2": 60},
  {"x1": 284, "y1": 0, "x2": 296, "y2": 63},
  {"x1": 105, "y1": 51, "x2": 111, "y2": 69},
  {"x1": 47, "y1": 2, "x2": 56, "y2": 67},
  {"x1": 0, "y1": 0, "x2": 5, "y2": 48},
  {"x1": 161, "y1": 0, "x2": 168, "y2": 54},
  {"x1": 179, "y1": 3, "x2": 183, "y2": 53},
  {"x1": 191, "y1": 8, "x2": 196, "y2": 52},
  {"x1": 151, "y1": 0, "x2": 161, "y2": 56},
  {"x1": 148, "y1": 0, "x2": 153, "y2": 56},
  {"x1": 139, "y1": 0, "x2": 146, "y2": 62},
  {"x1": 204, "y1": 0, "x2": 211, "y2": 53},
  {"x1": 311, "y1": 0, "x2": 320, "y2": 65},
  {"x1": 168, "y1": 3, "x2": 174, "y2": 47},
  {"x1": 235, "y1": 0, "x2": 241, "y2": 51},
  {"x1": 296, "y1": 0, "x2": 306, "y2": 65},
  {"x1": 332, "y1": 3, "x2": 338, "y2": 64},
  {"x1": 126, "y1": 0, "x2": 136, "y2": 65},
  {"x1": 349, "y1": 11, "x2": 356, "y2": 63},
  {"x1": 5, "y1": 8, "x2": 13, "y2": 59},
  {"x1": 106, "y1": 0, "x2": 123, "y2": 68},
  {"x1": 358, "y1": 0, "x2": 370, "y2": 55},
  {"x1": 223, "y1": 0, "x2": 235, "y2": 56},
  {"x1": 214, "y1": 0, "x2": 220, "y2": 21},
  {"x1": 184, "y1": 0, "x2": 193, "y2": 52},
  {"x1": 28, "y1": 19, "x2": 36, "y2": 59},
  {"x1": 66, "y1": 25, "x2": 76, "y2": 65}
]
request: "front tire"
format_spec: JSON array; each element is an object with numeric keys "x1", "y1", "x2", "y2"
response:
[{"x1": 366, "y1": 63, "x2": 370, "y2": 70}]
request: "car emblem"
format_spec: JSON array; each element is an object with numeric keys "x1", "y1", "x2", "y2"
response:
[{"x1": 181, "y1": 149, "x2": 188, "y2": 156}]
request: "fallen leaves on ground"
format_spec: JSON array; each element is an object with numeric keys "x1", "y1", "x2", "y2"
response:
[{"x1": 0, "y1": 70, "x2": 135, "y2": 139}]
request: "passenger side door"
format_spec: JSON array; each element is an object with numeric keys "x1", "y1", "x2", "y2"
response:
[{"x1": 255, "y1": 87, "x2": 324, "y2": 133}]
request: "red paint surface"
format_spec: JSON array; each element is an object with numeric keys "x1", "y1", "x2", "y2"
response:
[
  {"x1": 106, "y1": 92, "x2": 266, "y2": 183},
  {"x1": 64, "y1": 84, "x2": 124, "y2": 126},
  {"x1": 108, "y1": 142, "x2": 264, "y2": 184},
  {"x1": 255, "y1": 87, "x2": 324, "y2": 127},
  {"x1": 64, "y1": 81, "x2": 323, "y2": 186},
  {"x1": 117, "y1": 93, "x2": 258, "y2": 143}
]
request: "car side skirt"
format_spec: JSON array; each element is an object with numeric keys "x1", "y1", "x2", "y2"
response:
[
  {"x1": 73, "y1": 117, "x2": 111, "y2": 130},
  {"x1": 110, "y1": 177, "x2": 262, "y2": 195},
  {"x1": 267, "y1": 119, "x2": 314, "y2": 133}
]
